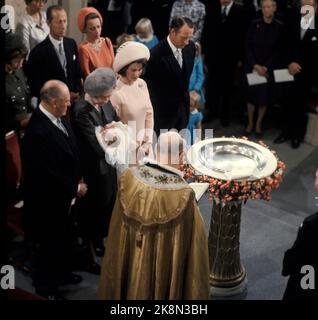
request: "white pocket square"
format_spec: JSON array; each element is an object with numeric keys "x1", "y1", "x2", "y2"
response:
[
  {"x1": 73, "y1": 54, "x2": 76, "y2": 60},
  {"x1": 312, "y1": 36, "x2": 317, "y2": 41}
]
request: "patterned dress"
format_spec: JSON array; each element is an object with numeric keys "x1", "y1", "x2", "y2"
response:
[{"x1": 169, "y1": 0, "x2": 206, "y2": 42}]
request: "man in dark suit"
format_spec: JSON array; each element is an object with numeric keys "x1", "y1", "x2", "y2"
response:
[
  {"x1": 144, "y1": 16, "x2": 195, "y2": 135},
  {"x1": 274, "y1": 0, "x2": 318, "y2": 148},
  {"x1": 70, "y1": 68, "x2": 118, "y2": 266},
  {"x1": 22, "y1": 80, "x2": 87, "y2": 300},
  {"x1": 282, "y1": 169, "x2": 318, "y2": 299},
  {"x1": 202, "y1": 0, "x2": 248, "y2": 126},
  {"x1": 26, "y1": 5, "x2": 82, "y2": 103}
]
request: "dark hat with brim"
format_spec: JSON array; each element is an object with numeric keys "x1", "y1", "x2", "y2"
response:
[{"x1": 5, "y1": 32, "x2": 27, "y2": 63}]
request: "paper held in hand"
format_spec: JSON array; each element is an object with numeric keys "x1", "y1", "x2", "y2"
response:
[
  {"x1": 273, "y1": 69, "x2": 294, "y2": 83},
  {"x1": 189, "y1": 183, "x2": 209, "y2": 201},
  {"x1": 246, "y1": 71, "x2": 267, "y2": 86}
]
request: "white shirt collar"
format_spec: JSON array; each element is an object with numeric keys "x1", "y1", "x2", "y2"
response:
[
  {"x1": 39, "y1": 103, "x2": 59, "y2": 124},
  {"x1": 222, "y1": 1, "x2": 234, "y2": 15},
  {"x1": 25, "y1": 10, "x2": 46, "y2": 27},
  {"x1": 142, "y1": 157, "x2": 185, "y2": 179},
  {"x1": 49, "y1": 33, "x2": 64, "y2": 50},
  {"x1": 167, "y1": 35, "x2": 180, "y2": 55},
  {"x1": 85, "y1": 93, "x2": 101, "y2": 112},
  {"x1": 25, "y1": 13, "x2": 37, "y2": 27}
]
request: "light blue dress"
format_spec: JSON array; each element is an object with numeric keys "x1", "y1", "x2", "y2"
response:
[
  {"x1": 186, "y1": 109, "x2": 203, "y2": 145},
  {"x1": 189, "y1": 56, "x2": 205, "y2": 104},
  {"x1": 134, "y1": 35, "x2": 159, "y2": 49}
]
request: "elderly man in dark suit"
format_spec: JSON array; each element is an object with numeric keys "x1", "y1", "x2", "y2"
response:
[
  {"x1": 274, "y1": 0, "x2": 318, "y2": 148},
  {"x1": 26, "y1": 5, "x2": 82, "y2": 103},
  {"x1": 144, "y1": 16, "x2": 195, "y2": 135},
  {"x1": 22, "y1": 80, "x2": 88, "y2": 300},
  {"x1": 70, "y1": 68, "x2": 118, "y2": 269}
]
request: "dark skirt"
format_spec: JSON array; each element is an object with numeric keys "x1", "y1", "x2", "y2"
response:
[{"x1": 245, "y1": 73, "x2": 275, "y2": 106}]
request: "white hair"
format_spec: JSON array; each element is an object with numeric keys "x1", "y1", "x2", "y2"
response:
[{"x1": 84, "y1": 67, "x2": 116, "y2": 96}]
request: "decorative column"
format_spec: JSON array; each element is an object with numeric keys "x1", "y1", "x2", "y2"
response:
[
  {"x1": 184, "y1": 137, "x2": 286, "y2": 298},
  {"x1": 208, "y1": 199, "x2": 247, "y2": 296}
]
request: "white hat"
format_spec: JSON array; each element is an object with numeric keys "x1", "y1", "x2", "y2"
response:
[{"x1": 113, "y1": 41, "x2": 150, "y2": 73}]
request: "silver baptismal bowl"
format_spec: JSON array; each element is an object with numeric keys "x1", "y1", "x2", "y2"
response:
[{"x1": 187, "y1": 138, "x2": 277, "y2": 181}]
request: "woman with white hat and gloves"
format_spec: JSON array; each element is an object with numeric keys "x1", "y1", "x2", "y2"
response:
[{"x1": 111, "y1": 41, "x2": 154, "y2": 162}]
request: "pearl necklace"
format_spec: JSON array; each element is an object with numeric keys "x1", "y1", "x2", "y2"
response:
[{"x1": 88, "y1": 38, "x2": 102, "y2": 52}]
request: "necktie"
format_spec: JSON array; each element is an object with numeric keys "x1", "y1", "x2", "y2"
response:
[
  {"x1": 100, "y1": 108, "x2": 107, "y2": 125},
  {"x1": 221, "y1": 6, "x2": 227, "y2": 22},
  {"x1": 57, "y1": 118, "x2": 69, "y2": 136},
  {"x1": 300, "y1": 27, "x2": 306, "y2": 40},
  {"x1": 58, "y1": 42, "x2": 67, "y2": 76},
  {"x1": 175, "y1": 49, "x2": 183, "y2": 68}
]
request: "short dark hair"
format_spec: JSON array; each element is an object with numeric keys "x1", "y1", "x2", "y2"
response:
[
  {"x1": 84, "y1": 12, "x2": 101, "y2": 31},
  {"x1": 46, "y1": 5, "x2": 65, "y2": 23},
  {"x1": 5, "y1": 33, "x2": 28, "y2": 64},
  {"x1": 6, "y1": 49, "x2": 27, "y2": 64},
  {"x1": 25, "y1": 0, "x2": 47, "y2": 5},
  {"x1": 170, "y1": 16, "x2": 194, "y2": 32},
  {"x1": 118, "y1": 58, "x2": 148, "y2": 77}
]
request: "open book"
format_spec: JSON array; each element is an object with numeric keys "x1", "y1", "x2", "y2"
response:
[{"x1": 189, "y1": 183, "x2": 210, "y2": 201}]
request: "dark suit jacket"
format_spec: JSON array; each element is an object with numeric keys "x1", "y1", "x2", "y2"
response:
[
  {"x1": 70, "y1": 99, "x2": 119, "y2": 178},
  {"x1": 144, "y1": 38, "x2": 195, "y2": 133},
  {"x1": 282, "y1": 212, "x2": 318, "y2": 300},
  {"x1": 22, "y1": 107, "x2": 81, "y2": 235},
  {"x1": 202, "y1": 2, "x2": 248, "y2": 69},
  {"x1": 26, "y1": 36, "x2": 82, "y2": 98},
  {"x1": 130, "y1": 0, "x2": 173, "y2": 40},
  {"x1": 245, "y1": 18, "x2": 285, "y2": 73},
  {"x1": 285, "y1": 14, "x2": 318, "y2": 87}
]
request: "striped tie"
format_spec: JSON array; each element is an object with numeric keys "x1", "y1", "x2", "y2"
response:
[
  {"x1": 58, "y1": 42, "x2": 67, "y2": 77},
  {"x1": 57, "y1": 118, "x2": 69, "y2": 136}
]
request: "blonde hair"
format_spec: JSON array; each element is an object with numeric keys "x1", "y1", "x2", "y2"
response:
[
  {"x1": 135, "y1": 18, "x2": 154, "y2": 38},
  {"x1": 116, "y1": 33, "x2": 135, "y2": 48}
]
